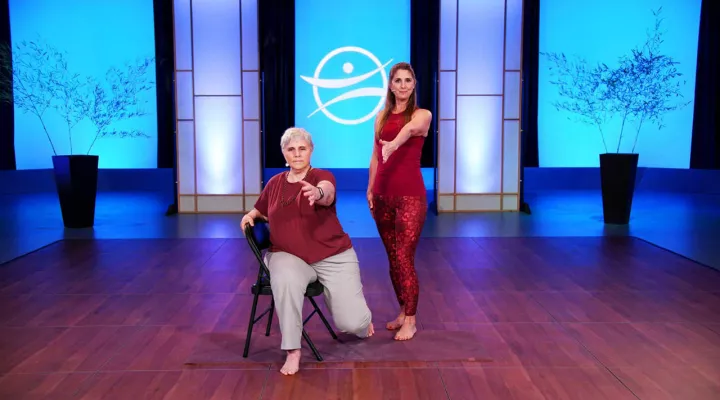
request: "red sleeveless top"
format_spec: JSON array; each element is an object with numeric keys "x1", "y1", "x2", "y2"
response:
[{"x1": 373, "y1": 112, "x2": 426, "y2": 197}]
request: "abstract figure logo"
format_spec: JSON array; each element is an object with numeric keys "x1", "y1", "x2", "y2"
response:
[{"x1": 300, "y1": 46, "x2": 392, "y2": 125}]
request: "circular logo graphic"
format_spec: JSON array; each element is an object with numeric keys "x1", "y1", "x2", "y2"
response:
[{"x1": 300, "y1": 46, "x2": 393, "y2": 125}]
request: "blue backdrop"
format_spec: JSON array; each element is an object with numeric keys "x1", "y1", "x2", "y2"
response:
[
  {"x1": 294, "y1": 0, "x2": 410, "y2": 169},
  {"x1": 8, "y1": 0, "x2": 157, "y2": 169},
  {"x1": 538, "y1": 0, "x2": 702, "y2": 168}
]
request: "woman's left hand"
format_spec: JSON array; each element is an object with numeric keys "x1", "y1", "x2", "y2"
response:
[
  {"x1": 379, "y1": 140, "x2": 398, "y2": 163},
  {"x1": 300, "y1": 180, "x2": 321, "y2": 206}
]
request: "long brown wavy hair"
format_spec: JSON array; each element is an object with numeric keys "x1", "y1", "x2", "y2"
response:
[{"x1": 374, "y1": 62, "x2": 418, "y2": 139}]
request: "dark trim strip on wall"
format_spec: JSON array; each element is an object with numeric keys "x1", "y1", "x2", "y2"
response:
[{"x1": 0, "y1": 0, "x2": 16, "y2": 170}]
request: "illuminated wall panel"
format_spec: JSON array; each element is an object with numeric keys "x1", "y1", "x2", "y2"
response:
[
  {"x1": 438, "y1": 120, "x2": 455, "y2": 193},
  {"x1": 456, "y1": 195, "x2": 501, "y2": 211},
  {"x1": 241, "y1": 0, "x2": 259, "y2": 71},
  {"x1": 243, "y1": 121, "x2": 262, "y2": 194},
  {"x1": 503, "y1": 120, "x2": 520, "y2": 193},
  {"x1": 179, "y1": 195, "x2": 195, "y2": 213},
  {"x1": 504, "y1": 71, "x2": 521, "y2": 119},
  {"x1": 502, "y1": 194, "x2": 518, "y2": 210},
  {"x1": 173, "y1": 0, "x2": 193, "y2": 70},
  {"x1": 456, "y1": 96, "x2": 502, "y2": 194},
  {"x1": 245, "y1": 195, "x2": 260, "y2": 210},
  {"x1": 505, "y1": 0, "x2": 523, "y2": 70},
  {"x1": 177, "y1": 121, "x2": 195, "y2": 194},
  {"x1": 176, "y1": 72, "x2": 195, "y2": 120},
  {"x1": 438, "y1": 195, "x2": 455, "y2": 212},
  {"x1": 439, "y1": 72, "x2": 456, "y2": 120},
  {"x1": 195, "y1": 97, "x2": 244, "y2": 195},
  {"x1": 197, "y1": 196, "x2": 244, "y2": 213},
  {"x1": 242, "y1": 72, "x2": 260, "y2": 119},
  {"x1": 457, "y1": 0, "x2": 505, "y2": 95},
  {"x1": 439, "y1": 0, "x2": 457, "y2": 70},
  {"x1": 191, "y1": 0, "x2": 242, "y2": 96},
  {"x1": 437, "y1": 0, "x2": 523, "y2": 212},
  {"x1": 173, "y1": 0, "x2": 261, "y2": 213}
]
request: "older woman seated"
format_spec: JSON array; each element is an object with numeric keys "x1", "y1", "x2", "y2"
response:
[{"x1": 241, "y1": 127, "x2": 374, "y2": 375}]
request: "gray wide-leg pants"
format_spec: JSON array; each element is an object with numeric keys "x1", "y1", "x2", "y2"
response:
[{"x1": 264, "y1": 247, "x2": 372, "y2": 350}]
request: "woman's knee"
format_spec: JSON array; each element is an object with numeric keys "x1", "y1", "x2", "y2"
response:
[{"x1": 334, "y1": 305, "x2": 371, "y2": 334}]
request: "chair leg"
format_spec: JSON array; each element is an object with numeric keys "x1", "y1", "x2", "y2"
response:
[
  {"x1": 309, "y1": 297, "x2": 338, "y2": 340},
  {"x1": 302, "y1": 329, "x2": 323, "y2": 362},
  {"x1": 265, "y1": 299, "x2": 274, "y2": 336},
  {"x1": 243, "y1": 293, "x2": 260, "y2": 358}
]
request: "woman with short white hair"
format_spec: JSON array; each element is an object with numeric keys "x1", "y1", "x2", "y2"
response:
[{"x1": 241, "y1": 127, "x2": 374, "y2": 376}]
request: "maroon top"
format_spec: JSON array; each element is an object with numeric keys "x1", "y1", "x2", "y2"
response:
[
  {"x1": 254, "y1": 168, "x2": 352, "y2": 264},
  {"x1": 373, "y1": 112, "x2": 426, "y2": 197}
]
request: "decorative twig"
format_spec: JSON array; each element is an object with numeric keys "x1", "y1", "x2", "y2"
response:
[
  {"x1": 85, "y1": 58, "x2": 155, "y2": 154},
  {"x1": 541, "y1": 7, "x2": 690, "y2": 154},
  {"x1": 48, "y1": 48, "x2": 87, "y2": 155},
  {"x1": 540, "y1": 52, "x2": 612, "y2": 153},
  {"x1": 0, "y1": 40, "x2": 60, "y2": 155},
  {"x1": 0, "y1": 39, "x2": 155, "y2": 157}
]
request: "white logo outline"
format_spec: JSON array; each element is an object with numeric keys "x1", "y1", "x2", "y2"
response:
[{"x1": 300, "y1": 46, "x2": 392, "y2": 125}]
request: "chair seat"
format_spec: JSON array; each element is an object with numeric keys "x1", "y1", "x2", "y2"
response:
[{"x1": 251, "y1": 277, "x2": 326, "y2": 297}]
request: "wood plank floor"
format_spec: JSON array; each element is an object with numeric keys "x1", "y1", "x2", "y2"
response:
[{"x1": 0, "y1": 236, "x2": 718, "y2": 399}]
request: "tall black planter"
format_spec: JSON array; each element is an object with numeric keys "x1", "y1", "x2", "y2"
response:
[
  {"x1": 52, "y1": 155, "x2": 99, "y2": 229},
  {"x1": 599, "y1": 153, "x2": 639, "y2": 225}
]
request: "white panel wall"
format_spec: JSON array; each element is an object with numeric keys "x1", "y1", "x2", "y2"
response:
[
  {"x1": 438, "y1": 0, "x2": 523, "y2": 212},
  {"x1": 172, "y1": 0, "x2": 261, "y2": 213}
]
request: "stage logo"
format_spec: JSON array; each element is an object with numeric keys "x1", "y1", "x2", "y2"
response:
[
  {"x1": 300, "y1": 46, "x2": 392, "y2": 125},
  {"x1": 294, "y1": 0, "x2": 409, "y2": 168}
]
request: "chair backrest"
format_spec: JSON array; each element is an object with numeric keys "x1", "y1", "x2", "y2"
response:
[{"x1": 244, "y1": 220, "x2": 272, "y2": 279}]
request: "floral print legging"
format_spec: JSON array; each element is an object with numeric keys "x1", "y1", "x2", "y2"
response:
[{"x1": 372, "y1": 195, "x2": 427, "y2": 316}]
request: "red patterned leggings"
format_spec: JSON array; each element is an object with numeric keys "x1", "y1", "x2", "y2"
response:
[{"x1": 372, "y1": 195, "x2": 427, "y2": 317}]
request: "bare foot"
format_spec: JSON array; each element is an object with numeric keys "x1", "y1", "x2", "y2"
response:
[
  {"x1": 367, "y1": 322, "x2": 375, "y2": 337},
  {"x1": 280, "y1": 349, "x2": 301, "y2": 375},
  {"x1": 386, "y1": 313, "x2": 405, "y2": 330},
  {"x1": 394, "y1": 322, "x2": 417, "y2": 341},
  {"x1": 394, "y1": 315, "x2": 417, "y2": 341}
]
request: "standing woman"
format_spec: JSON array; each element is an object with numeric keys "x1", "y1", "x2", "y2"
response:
[{"x1": 367, "y1": 62, "x2": 432, "y2": 341}]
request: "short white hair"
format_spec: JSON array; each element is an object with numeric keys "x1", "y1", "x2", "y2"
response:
[{"x1": 280, "y1": 127, "x2": 314, "y2": 150}]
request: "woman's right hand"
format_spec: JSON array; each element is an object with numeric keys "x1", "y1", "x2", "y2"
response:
[
  {"x1": 366, "y1": 190, "x2": 374, "y2": 211},
  {"x1": 240, "y1": 213, "x2": 255, "y2": 233}
]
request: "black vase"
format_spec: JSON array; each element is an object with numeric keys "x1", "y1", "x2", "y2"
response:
[
  {"x1": 52, "y1": 155, "x2": 99, "y2": 228},
  {"x1": 599, "y1": 153, "x2": 639, "y2": 225}
]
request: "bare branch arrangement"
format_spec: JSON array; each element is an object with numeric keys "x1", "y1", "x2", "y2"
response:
[
  {"x1": 0, "y1": 38, "x2": 155, "y2": 156},
  {"x1": 541, "y1": 7, "x2": 691, "y2": 154}
]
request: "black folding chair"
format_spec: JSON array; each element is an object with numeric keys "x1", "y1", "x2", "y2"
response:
[{"x1": 242, "y1": 220, "x2": 338, "y2": 361}]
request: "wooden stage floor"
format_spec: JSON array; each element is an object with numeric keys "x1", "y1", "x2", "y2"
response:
[{"x1": 0, "y1": 236, "x2": 719, "y2": 399}]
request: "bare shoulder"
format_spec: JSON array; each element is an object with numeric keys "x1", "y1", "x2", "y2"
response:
[
  {"x1": 412, "y1": 108, "x2": 432, "y2": 119},
  {"x1": 411, "y1": 108, "x2": 432, "y2": 137},
  {"x1": 373, "y1": 110, "x2": 383, "y2": 129}
]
